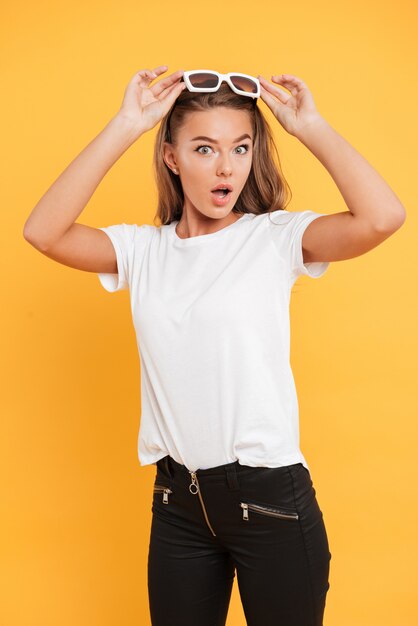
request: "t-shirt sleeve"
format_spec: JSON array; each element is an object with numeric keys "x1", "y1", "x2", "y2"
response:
[
  {"x1": 267, "y1": 209, "x2": 330, "y2": 282},
  {"x1": 97, "y1": 223, "x2": 138, "y2": 293}
]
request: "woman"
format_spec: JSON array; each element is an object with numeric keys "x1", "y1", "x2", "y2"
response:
[{"x1": 23, "y1": 66, "x2": 406, "y2": 626}]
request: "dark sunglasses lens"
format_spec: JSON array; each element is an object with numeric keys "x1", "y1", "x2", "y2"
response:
[
  {"x1": 188, "y1": 72, "x2": 220, "y2": 89},
  {"x1": 230, "y1": 75, "x2": 258, "y2": 94}
]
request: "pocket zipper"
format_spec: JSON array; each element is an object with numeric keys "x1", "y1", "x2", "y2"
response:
[
  {"x1": 240, "y1": 501, "x2": 299, "y2": 521},
  {"x1": 153, "y1": 484, "x2": 173, "y2": 504},
  {"x1": 188, "y1": 471, "x2": 217, "y2": 537}
]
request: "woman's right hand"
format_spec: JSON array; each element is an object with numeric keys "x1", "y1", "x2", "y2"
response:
[{"x1": 117, "y1": 66, "x2": 186, "y2": 135}]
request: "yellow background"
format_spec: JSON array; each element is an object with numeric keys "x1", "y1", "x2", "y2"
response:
[{"x1": 2, "y1": 0, "x2": 417, "y2": 624}]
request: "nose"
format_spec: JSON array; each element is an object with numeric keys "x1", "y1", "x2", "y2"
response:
[{"x1": 216, "y1": 155, "x2": 232, "y2": 177}]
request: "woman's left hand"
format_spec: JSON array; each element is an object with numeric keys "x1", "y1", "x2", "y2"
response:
[{"x1": 258, "y1": 73, "x2": 324, "y2": 137}]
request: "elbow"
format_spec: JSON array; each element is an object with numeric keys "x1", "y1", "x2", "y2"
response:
[
  {"x1": 376, "y1": 205, "x2": 407, "y2": 233},
  {"x1": 23, "y1": 222, "x2": 46, "y2": 251},
  {"x1": 23, "y1": 222, "x2": 36, "y2": 246},
  {"x1": 22, "y1": 222, "x2": 32, "y2": 242}
]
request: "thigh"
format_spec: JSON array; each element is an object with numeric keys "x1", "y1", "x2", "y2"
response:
[
  {"x1": 147, "y1": 469, "x2": 236, "y2": 626},
  {"x1": 232, "y1": 463, "x2": 332, "y2": 626}
]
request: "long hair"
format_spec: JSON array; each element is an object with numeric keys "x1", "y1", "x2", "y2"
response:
[{"x1": 152, "y1": 83, "x2": 292, "y2": 226}]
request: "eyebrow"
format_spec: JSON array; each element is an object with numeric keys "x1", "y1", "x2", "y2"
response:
[{"x1": 190, "y1": 133, "x2": 252, "y2": 143}]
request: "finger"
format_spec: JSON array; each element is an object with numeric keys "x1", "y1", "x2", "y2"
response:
[
  {"x1": 151, "y1": 69, "x2": 185, "y2": 98},
  {"x1": 258, "y1": 75, "x2": 290, "y2": 99},
  {"x1": 152, "y1": 65, "x2": 169, "y2": 75},
  {"x1": 258, "y1": 85, "x2": 284, "y2": 111},
  {"x1": 135, "y1": 67, "x2": 171, "y2": 85},
  {"x1": 159, "y1": 81, "x2": 186, "y2": 115},
  {"x1": 276, "y1": 73, "x2": 305, "y2": 84},
  {"x1": 162, "y1": 80, "x2": 186, "y2": 102},
  {"x1": 272, "y1": 74, "x2": 306, "y2": 96},
  {"x1": 136, "y1": 69, "x2": 159, "y2": 86},
  {"x1": 154, "y1": 82, "x2": 185, "y2": 110},
  {"x1": 134, "y1": 66, "x2": 167, "y2": 81},
  {"x1": 258, "y1": 76, "x2": 290, "y2": 104}
]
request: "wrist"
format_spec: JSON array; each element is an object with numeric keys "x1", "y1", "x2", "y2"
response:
[
  {"x1": 111, "y1": 112, "x2": 146, "y2": 142},
  {"x1": 295, "y1": 115, "x2": 330, "y2": 144}
]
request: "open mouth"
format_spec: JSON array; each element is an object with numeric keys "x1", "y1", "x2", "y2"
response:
[{"x1": 211, "y1": 188, "x2": 232, "y2": 198}]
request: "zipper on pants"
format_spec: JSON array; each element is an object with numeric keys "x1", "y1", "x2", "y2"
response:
[
  {"x1": 153, "y1": 484, "x2": 173, "y2": 504},
  {"x1": 240, "y1": 501, "x2": 299, "y2": 521},
  {"x1": 188, "y1": 471, "x2": 217, "y2": 537}
]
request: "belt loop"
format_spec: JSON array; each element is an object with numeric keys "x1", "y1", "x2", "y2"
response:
[
  {"x1": 164, "y1": 455, "x2": 174, "y2": 479},
  {"x1": 225, "y1": 464, "x2": 240, "y2": 491}
]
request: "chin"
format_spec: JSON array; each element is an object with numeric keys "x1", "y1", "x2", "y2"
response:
[{"x1": 210, "y1": 209, "x2": 235, "y2": 219}]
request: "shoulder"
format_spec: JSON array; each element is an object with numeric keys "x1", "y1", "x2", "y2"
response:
[
  {"x1": 267, "y1": 209, "x2": 310, "y2": 225},
  {"x1": 98, "y1": 222, "x2": 157, "y2": 252},
  {"x1": 267, "y1": 209, "x2": 326, "y2": 233}
]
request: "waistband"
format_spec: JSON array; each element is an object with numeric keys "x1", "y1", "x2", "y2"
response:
[
  {"x1": 157, "y1": 454, "x2": 301, "y2": 478},
  {"x1": 158, "y1": 454, "x2": 255, "y2": 492},
  {"x1": 158, "y1": 454, "x2": 245, "y2": 477}
]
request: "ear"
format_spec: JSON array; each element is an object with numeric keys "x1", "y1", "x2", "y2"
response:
[{"x1": 163, "y1": 141, "x2": 179, "y2": 175}]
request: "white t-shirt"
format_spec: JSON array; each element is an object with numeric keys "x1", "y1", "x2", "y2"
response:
[{"x1": 97, "y1": 209, "x2": 329, "y2": 472}]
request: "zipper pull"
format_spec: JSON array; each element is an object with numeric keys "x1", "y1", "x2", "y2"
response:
[
  {"x1": 241, "y1": 502, "x2": 249, "y2": 521},
  {"x1": 162, "y1": 488, "x2": 170, "y2": 504},
  {"x1": 189, "y1": 471, "x2": 199, "y2": 494}
]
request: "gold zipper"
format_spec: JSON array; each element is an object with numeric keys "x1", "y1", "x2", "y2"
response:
[
  {"x1": 188, "y1": 471, "x2": 217, "y2": 537},
  {"x1": 240, "y1": 501, "x2": 299, "y2": 521},
  {"x1": 153, "y1": 484, "x2": 173, "y2": 504}
]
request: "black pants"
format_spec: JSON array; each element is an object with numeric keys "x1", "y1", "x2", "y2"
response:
[{"x1": 148, "y1": 455, "x2": 332, "y2": 626}]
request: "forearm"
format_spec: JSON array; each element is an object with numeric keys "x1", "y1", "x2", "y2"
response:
[
  {"x1": 23, "y1": 114, "x2": 143, "y2": 249},
  {"x1": 296, "y1": 117, "x2": 406, "y2": 230}
]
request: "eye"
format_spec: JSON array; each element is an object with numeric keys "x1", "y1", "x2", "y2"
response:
[
  {"x1": 235, "y1": 143, "x2": 250, "y2": 154},
  {"x1": 195, "y1": 145, "x2": 212, "y2": 155},
  {"x1": 194, "y1": 143, "x2": 250, "y2": 155}
]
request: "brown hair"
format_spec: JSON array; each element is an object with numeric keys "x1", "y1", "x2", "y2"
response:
[{"x1": 152, "y1": 83, "x2": 292, "y2": 226}]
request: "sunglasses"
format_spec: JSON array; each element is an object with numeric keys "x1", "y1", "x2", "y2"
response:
[{"x1": 181, "y1": 70, "x2": 260, "y2": 100}]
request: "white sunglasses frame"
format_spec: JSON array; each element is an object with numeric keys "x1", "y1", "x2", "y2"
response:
[{"x1": 182, "y1": 70, "x2": 260, "y2": 99}]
